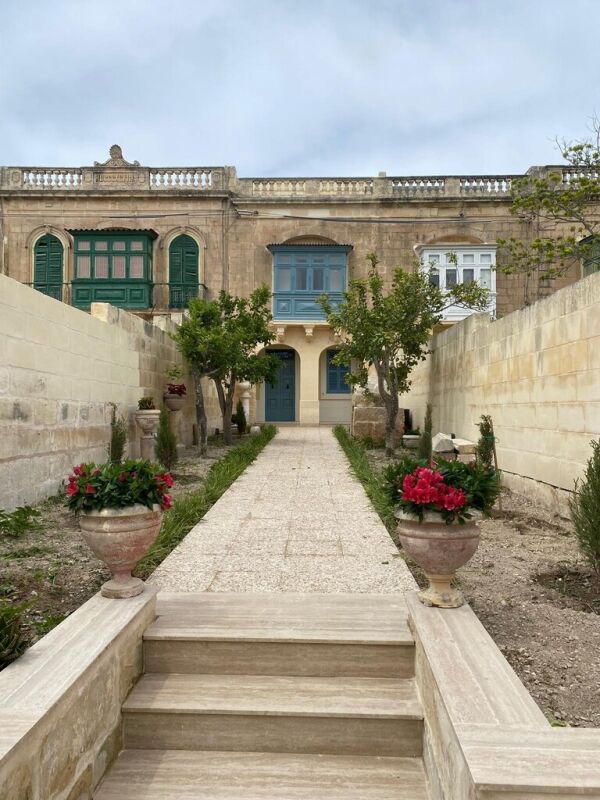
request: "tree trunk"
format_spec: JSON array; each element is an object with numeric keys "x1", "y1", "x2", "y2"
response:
[
  {"x1": 375, "y1": 363, "x2": 398, "y2": 457},
  {"x1": 192, "y1": 367, "x2": 208, "y2": 456},
  {"x1": 222, "y1": 373, "x2": 237, "y2": 446}
]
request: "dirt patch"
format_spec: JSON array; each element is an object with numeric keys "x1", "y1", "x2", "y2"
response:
[
  {"x1": 366, "y1": 446, "x2": 600, "y2": 728},
  {"x1": 0, "y1": 435, "x2": 245, "y2": 647}
]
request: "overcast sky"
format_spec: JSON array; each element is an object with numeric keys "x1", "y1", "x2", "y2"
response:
[{"x1": 1, "y1": 0, "x2": 599, "y2": 176}]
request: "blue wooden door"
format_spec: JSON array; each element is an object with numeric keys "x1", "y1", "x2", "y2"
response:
[{"x1": 265, "y1": 350, "x2": 296, "y2": 422}]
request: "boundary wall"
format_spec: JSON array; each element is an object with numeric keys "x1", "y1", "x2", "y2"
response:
[
  {"x1": 0, "y1": 276, "x2": 219, "y2": 510},
  {"x1": 400, "y1": 272, "x2": 600, "y2": 512}
]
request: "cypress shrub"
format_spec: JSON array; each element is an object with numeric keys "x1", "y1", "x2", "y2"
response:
[
  {"x1": 417, "y1": 402, "x2": 433, "y2": 462},
  {"x1": 570, "y1": 439, "x2": 600, "y2": 577},
  {"x1": 155, "y1": 408, "x2": 178, "y2": 471}
]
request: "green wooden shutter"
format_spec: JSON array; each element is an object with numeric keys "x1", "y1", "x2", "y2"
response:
[
  {"x1": 169, "y1": 235, "x2": 199, "y2": 308},
  {"x1": 34, "y1": 234, "x2": 63, "y2": 300}
]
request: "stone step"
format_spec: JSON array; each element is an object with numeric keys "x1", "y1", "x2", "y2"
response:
[
  {"x1": 123, "y1": 673, "x2": 423, "y2": 757},
  {"x1": 94, "y1": 750, "x2": 431, "y2": 799},
  {"x1": 145, "y1": 592, "x2": 414, "y2": 678}
]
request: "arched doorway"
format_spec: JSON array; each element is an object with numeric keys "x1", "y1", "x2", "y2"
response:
[
  {"x1": 169, "y1": 234, "x2": 199, "y2": 308},
  {"x1": 265, "y1": 349, "x2": 297, "y2": 422},
  {"x1": 33, "y1": 234, "x2": 63, "y2": 300}
]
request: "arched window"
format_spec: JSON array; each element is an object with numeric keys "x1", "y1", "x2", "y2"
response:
[
  {"x1": 169, "y1": 235, "x2": 199, "y2": 308},
  {"x1": 33, "y1": 234, "x2": 63, "y2": 300}
]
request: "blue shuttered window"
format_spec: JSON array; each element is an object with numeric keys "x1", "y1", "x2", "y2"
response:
[{"x1": 326, "y1": 349, "x2": 351, "y2": 394}]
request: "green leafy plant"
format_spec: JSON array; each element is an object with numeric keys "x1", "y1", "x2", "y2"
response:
[
  {"x1": 138, "y1": 397, "x2": 156, "y2": 410},
  {"x1": 476, "y1": 414, "x2": 495, "y2": 470},
  {"x1": 155, "y1": 409, "x2": 178, "y2": 471},
  {"x1": 172, "y1": 287, "x2": 278, "y2": 453},
  {"x1": 570, "y1": 439, "x2": 600, "y2": 577},
  {"x1": 497, "y1": 120, "x2": 600, "y2": 306},
  {"x1": 319, "y1": 253, "x2": 489, "y2": 455},
  {"x1": 165, "y1": 365, "x2": 183, "y2": 381},
  {"x1": 107, "y1": 403, "x2": 128, "y2": 464},
  {"x1": 231, "y1": 400, "x2": 247, "y2": 436},
  {"x1": 0, "y1": 601, "x2": 29, "y2": 669},
  {"x1": 0, "y1": 506, "x2": 42, "y2": 539},
  {"x1": 417, "y1": 403, "x2": 433, "y2": 461},
  {"x1": 65, "y1": 460, "x2": 174, "y2": 513},
  {"x1": 435, "y1": 459, "x2": 501, "y2": 516},
  {"x1": 135, "y1": 425, "x2": 276, "y2": 578},
  {"x1": 383, "y1": 456, "x2": 428, "y2": 503}
]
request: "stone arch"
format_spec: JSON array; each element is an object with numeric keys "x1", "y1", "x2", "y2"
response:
[
  {"x1": 26, "y1": 225, "x2": 72, "y2": 284},
  {"x1": 256, "y1": 344, "x2": 301, "y2": 423},
  {"x1": 423, "y1": 232, "x2": 486, "y2": 246},
  {"x1": 281, "y1": 234, "x2": 340, "y2": 246}
]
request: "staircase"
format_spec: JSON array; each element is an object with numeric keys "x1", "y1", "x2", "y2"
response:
[{"x1": 94, "y1": 593, "x2": 430, "y2": 799}]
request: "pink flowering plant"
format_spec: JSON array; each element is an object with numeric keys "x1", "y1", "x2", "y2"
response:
[
  {"x1": 399, "y1": 465, "x2": 470, "y2": 524},
  {"x1": 65, "y1": 459, "x2": 174, "y2": 513}
]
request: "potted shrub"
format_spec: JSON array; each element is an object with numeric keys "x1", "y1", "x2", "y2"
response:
[
  {"x1": 66, "y1": 460, "x2": 174, "y2": 598},
  {"x1": 164, "y1": 366, "x2": 187, "y2": 411},
  {"x1": 135, "y1": 396, "x2": 161, "y2": 436},
  {"x1": 164, "y1": 382, "x2": 186, "y2": 411},
  {"x1": 394, "y1": 460, "x2": 499, "y2": 608}
]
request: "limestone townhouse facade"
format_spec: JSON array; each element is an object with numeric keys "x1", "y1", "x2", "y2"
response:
[{"x1": 0, "y1": 145, "x2": 590, "y2": 426}]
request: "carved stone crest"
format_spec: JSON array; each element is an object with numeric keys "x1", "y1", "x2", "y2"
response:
[{"x1": 94, "y1": 144, "x2": 140, "y2": 168}]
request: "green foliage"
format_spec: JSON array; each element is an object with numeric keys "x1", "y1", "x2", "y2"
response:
[
  {"x1": 383, "y1": 456, "x2": 427, "y2": 503},
  {"x1": 320, "y1": 254, "x2": 488, "y2": 453},
  {"x1": 334, "y1": 426, "x2": 397, "y2": 534},
  {"x1": 435, "y1": 459, "x2": 501, "y2": 515},
  {"x1": 65, "y1": 460, "x2": 173, "y2": 513},
  {"x1": 0, "y1": 506, "x2": 42, "y2": 539},
  {"x1": 34, "y1": 613, "x2": 67, "y2": 637},
  {"x1": 172, "y1": 286, "x2": 278, "y2": 448},
  {"x1": 417, "y1": 403, "x2": 433, "y2": 461},
  {"x1": 135, "y1": 425, "x2": 276, "y2": 578},
  {"x1": 383, "y1": 454, "x2": 500, "y2": 515},
  {"x1": 138, "y1": 396, "x2": 156, "y2": 410},
  {"x1": 165, "y1": 364, "x2": 183, "y2": 381},
  {"x1": 0, "y1": 601, "x2": 29, "y2": 669},
  {"x1": 570, "y1": 439, "x2": 600, "y2": 576},
  {"x1": 497, "y1": 122, "x2": 600, "y2": 303},
  {"x1": 476, "y1": 414, "x2": 495, "y2": 470},
  {"x1": 155, "y1": 409, "x2": 178, "y2": 471},
  {"x1": 231, "y1": 400, "x2": 247, "y2": 435},
  {"x1": 107, "y1": 403, "x2": 127, "y2": 464}
]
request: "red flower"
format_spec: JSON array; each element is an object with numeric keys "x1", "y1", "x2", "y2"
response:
[
  {"x1": 118, "y1": 472, "x2": 128, "y2": 482},
  {"x1": 161, "y1": 494, "x2": 173, "y2": 510},
  {"x1": 157, "y1": 473, "x2": 174, "y2": 488},
  {"x1": 85, "y1": 484, "x2": 96, "y2": 494},
  {"x1": 68, "y1": 475, "x2": 77, "y2": 484},
  {"x1": 73, "y1": 464, "x2": 85, "y2": 476},
  {"x1": 66, "y1": 483, "x2": 78, "y2": 496}
]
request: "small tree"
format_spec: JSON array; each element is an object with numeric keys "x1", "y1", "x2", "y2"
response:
[
  {"x1": 155, "y1": 408, "x2": 178, "y2": 471},
  {"x1": 319, "y1": 253, "x2": 489, "y2": 455},
  {"x1": 570, "y1": 439, "x2": 600, "y2": 577},
  {"x1": 417, "y1": 402, "x2": 433, "y2": 462},
  {"x1": 498, "y1": 120, "x2": 600, "y2": 306},
  {"x1": 172, "y1": 286, "x2": 279, "y2": 450}
]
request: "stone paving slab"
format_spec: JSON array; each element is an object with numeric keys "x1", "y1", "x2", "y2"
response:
[{"x1": 150, "y1": 428, "x2": 416, "y2": 594}]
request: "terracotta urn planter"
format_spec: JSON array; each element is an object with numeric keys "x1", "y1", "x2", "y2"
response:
[
  {"x1": 396, "y1": 509, "x2": 481, "y2": 608},
  {"x1": 79, "y1": 504, "x2": 163, "y2": 598},
  {"x1": 163, "y1": 393, "x2": 185, "y2": 412}
]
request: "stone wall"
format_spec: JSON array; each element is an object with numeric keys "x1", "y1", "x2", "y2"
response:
[
  {"x1": 0, "y1": 276, "x2": 220, "y2": 510},
  {"x1": 0, "y1": 590, "x2": 156, "y2": 800},
  {"x1": 400, "y1": 272, "x2": 600, "y2": 511}
]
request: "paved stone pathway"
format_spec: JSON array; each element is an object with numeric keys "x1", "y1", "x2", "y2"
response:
[{"x1": 151, "y1": 427, "x2": 416, "y2": 593}]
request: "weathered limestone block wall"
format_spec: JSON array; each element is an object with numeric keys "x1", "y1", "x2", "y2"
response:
[
  {"x1": 0, "y1": 276, "x2": 219, "y2": 510},
  {"x1": 400, "y1": 272, "x2": 600, "y2": 511}
]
